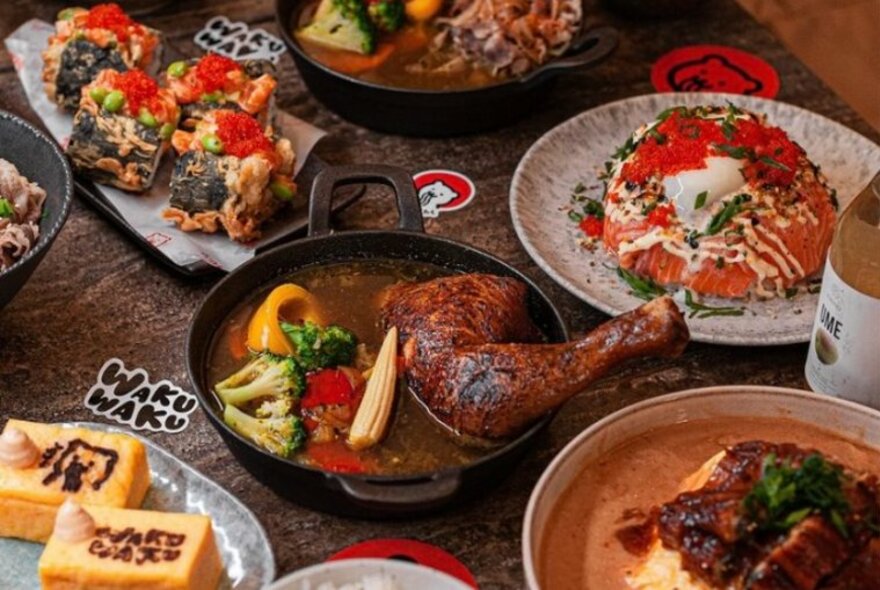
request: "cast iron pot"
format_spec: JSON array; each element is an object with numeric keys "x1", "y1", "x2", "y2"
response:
[
  {"x1": 0, "y1": 111, "x2": 73, "y2": 311},
  {"x1": 187, "y1": 164, "x2": 568, "y2": 518},
  {"x1": 276, "y1": 0, "x2": 618, "y2": 136}
]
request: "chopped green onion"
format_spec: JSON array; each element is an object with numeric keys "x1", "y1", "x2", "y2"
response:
[
  {"x1": 0, "y1": 197, "x2": 14, "y2": 218},
  {"x1": 758, "y1": 155, "x2": 791, "y2": 171},
  {"x1": 167, "y1": 60, "x2": 189, "y2": 78},
  {"x1": 201, "y1": 134, "x2": 223, "y2": 154},
  {"x1": 137, "y1": 107, "x2": 158, "y2": 128},
  {"x1": 57, "y1": 7, "x2": 81, "y2": 20},
  {"x1": 200, "y1": 91, "x2": 224, "y2": 104},
  {"x1": 684, "y1": 290, "x2": 745, "y2": 318},
  {"x1": 713, "y1": 143, "x2": 751, "y2": 159},
  {"x1": 159, "y1": 123, "x2": 175, "y2": 140},
  {"x1": 616, "y1": 266, "x2": 667, "y2": 301},
  {"x1": 89, "y1": 87, "x2": 109, "y2": 104},
  {"x1": 706, "y1": 193, "x2": 751, "y2": 235},
  {"x1": 102, "y1": 90, "x2": 125, "y2": 113},
  {"x1": 785, "y1": 287, "x2": 799, "y2": 299},
  {"x1": 270, "y1": 181, "x2": 295, "y2": 200},
  {"x1": 567, "y1": 210, "x2": 583, "y2": 223},
  {"x1": 694, "y1": 190, "x2": 709, "y2": 210}
]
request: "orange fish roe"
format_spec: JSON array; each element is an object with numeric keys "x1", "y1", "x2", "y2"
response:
[
  {"x1": 112, "y1": 70, "x2": 160, "y2": 113},
  {"x1": 194, "y1": 54, "x2": 242, "y2": 93},
  {"x1": 579, "y1": 215, "x2": 604, "y2": 238},
  {"x1": 622, "y1": 112, "x2": 724, "y2": 185},
  {"x1": 84, "y1": 3, "x2": 142, "y2": 42},
  {"x1": 215, "y1": 111, "x2": 275, "y2": 161},
  {"x1": 732, "y1": 118, "x2": 802, "y2": 186},
  {"x1": 622, "y1": 110, "x2": 803, "y2": 188}
]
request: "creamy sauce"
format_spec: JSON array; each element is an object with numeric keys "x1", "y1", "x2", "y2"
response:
[{"x1": 538, "y1": 417, "x2": 879, "y2": 590}]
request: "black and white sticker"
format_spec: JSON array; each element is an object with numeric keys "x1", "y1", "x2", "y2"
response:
[
  {"x1": 84, "y1": 359, "x2": 198, "y2": 433},
  {"x1": 194, "y1": 16, "x2": 286, "y2": 63}
]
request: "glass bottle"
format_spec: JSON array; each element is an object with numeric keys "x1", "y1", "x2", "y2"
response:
[{"x1": 805, "y1": 171, "x2": 880, "y2": 407}]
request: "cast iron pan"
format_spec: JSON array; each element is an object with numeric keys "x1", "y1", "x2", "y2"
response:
[
  {"x1": 276, "y1": 0, "x2": 618, "y2": 136},
  {"x1": 187, "y1": 164, "x2": 568, "y2": 518}
]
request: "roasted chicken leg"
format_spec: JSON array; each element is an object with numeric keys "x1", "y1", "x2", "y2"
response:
[{"x1": 381, "y1": 274, "x2": 689, "y2": 439}]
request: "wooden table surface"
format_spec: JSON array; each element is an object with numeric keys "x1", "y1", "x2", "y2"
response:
[{"x1": 1, "y1": 1, "x2": 878, "y2": 587}]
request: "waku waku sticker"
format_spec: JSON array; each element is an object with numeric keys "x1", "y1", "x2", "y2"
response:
[
  {"x1": 194, "y1": 16, "x2": 286, "y2": 63},
  {"x1": 414, "y1": 170, "x2": 476, "y2": 218},
  {"x1": 84, "y1": 359, "x2": 198, "y2": 433},
  {"x1": 652, "y1": 45, "x2": 780, "y2": 98}
]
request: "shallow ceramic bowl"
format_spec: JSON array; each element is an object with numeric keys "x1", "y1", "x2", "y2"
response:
[
  {"x1": 521, "y1": 386, "x2": 880, "y2": 589},
  {"x1": 0, "y1": 111, "x2": 73, "y2": 311},
  {"x1": 267, "y1": 558, "x2": 473, "y2": 590}
]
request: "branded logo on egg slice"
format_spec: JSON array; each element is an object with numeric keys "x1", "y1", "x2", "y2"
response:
[{"x1": 413, "y1": 170, "x2": 476, "y2": 218}]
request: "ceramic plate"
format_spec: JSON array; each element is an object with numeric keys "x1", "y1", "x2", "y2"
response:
[
  {"x1": 0, "y1": 422, "x2": 275, "y2": 590},
  {"x1": 267, "y1": 558, "x2": 473, "y2": 590},
  {"x1": 510, "y1": 92, "x2": 880, "y2": 345}
]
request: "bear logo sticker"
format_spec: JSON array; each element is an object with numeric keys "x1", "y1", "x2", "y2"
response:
[
  {"x1": 413, "y1": 170, "x2": 476, "y2": 218},
  {"x1": 652, "y1": 45, "x2": 779, "y2": 98}
]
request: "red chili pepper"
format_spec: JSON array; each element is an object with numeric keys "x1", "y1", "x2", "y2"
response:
[
  {"x1": 579, "y1": 215, "x2": 604, "y2": 238},
  {"x1": 301, "y1": 369, "x2": 356, "y2": 410},
  {"x1": 647, "y1": 204, "x2": 675, "y2": 228},
  {"x1": 306, "y1": 440, "x2": 367, "y2": 474}
]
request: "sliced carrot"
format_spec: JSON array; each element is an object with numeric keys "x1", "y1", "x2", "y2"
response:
[{"x1": 315, "y1": 43, "x2": 395, "y2": 76}]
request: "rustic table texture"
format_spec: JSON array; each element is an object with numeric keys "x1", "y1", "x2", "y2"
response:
[{"x1": 1, "y1": 0, "x2": 878, "y2": 588}]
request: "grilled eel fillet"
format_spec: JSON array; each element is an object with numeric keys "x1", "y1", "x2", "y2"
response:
[
  {"x1": 380, "y1": 274, "x2": 689, "y2": 439},
  {"x1": 650, "y1": 442, "x2": 880, "y2": 590}
]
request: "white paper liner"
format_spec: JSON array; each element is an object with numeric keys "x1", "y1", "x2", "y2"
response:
[{"x1": 5, "y1": 19, "x2": 327, "y2": 272}]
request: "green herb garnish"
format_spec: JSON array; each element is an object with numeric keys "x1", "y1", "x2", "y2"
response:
[
  {"x1": 684, "y1": 290, "x2": 745, "y2": 318},
  {"x1": 0, "y1": 197, "x2": 14, "y2": 218},
  {"x1": 785, "y1": 287, "x2": 799, "y2": 299},
  {"x1": 743, "y1": 453, "x2": 850, "y2": 538},
  {"x1": 567, "y1": 210, "x2": 583, "y2": 223},
  {"x1": 612, "y1": 135, "x2": 638, "y2": 162},
  {"x1": 694, "y1": 191, "x2": 709, "y2": 210},
  {"x1": 706, "y1": 193, "x2": 751, "y2": 235},
  {"x1": 616, "y1": 266, "x2": 667, "y2": 301},
  {"x1": 713, "y1": 142, "x2": 751, "y2": 160},
  {"x1": 758, "y1": 155, "x2": 791, "y2": 171},
  {"x1": 573, "y1": 181, "x2": 586, "y2": 194},
  {"x1": 583, "y1": 199, "x2": 604, "y2": 219}
]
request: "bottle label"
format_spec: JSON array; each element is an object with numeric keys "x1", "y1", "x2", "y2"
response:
[{"x1": 806, "y1": 258, "x2": 880, "y2": 408}]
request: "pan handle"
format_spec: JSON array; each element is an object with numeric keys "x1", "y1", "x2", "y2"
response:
[
  {"x1": 519, "y1": 26, "x2": 618, "y2": 85},
  {"x1": 308, "y1": 164, "x2": 425, "y2": 237},
  {"x1": 335, "y1": 472, "x2": 462, "y2": 506}
]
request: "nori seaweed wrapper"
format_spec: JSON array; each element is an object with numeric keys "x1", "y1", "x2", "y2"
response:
[
  {"x1": 55, "y1": 39, "x2": 128, "y2": 111},
  {"x1": 67, "y1": 107, "x2": 164, "y2": 192},
  {"x1": 169, "y1": 151, "x2": 233, "y2": 213}
]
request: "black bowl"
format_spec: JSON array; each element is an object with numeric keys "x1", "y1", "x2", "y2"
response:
[
  {"x1": 0, "y1": 111, "x2": 73, "y2": 311},
  {"x1": 276, "y1": 0, "x2": 618, "y2": 136},
  {"x1": 187, "y1": 164, "x2": 568, "y2": 518}
]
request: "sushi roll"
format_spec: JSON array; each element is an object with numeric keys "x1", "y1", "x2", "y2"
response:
[
  {"x1": 66, "y1": 69, "x2": 180, "y2": 192},
  {"x1": 42, "y1": 3, "x2": 162, "y2": 111},
  {"x1": 164, "y1": 54, "x2": 277, "y2": 129},
  {"x1": 164, "y1": 110, "x2": 296, "y2": 242}
]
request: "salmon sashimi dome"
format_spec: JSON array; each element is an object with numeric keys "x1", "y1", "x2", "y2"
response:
[{"x1": 599, "y1": 104, "x2": 837, "y2": 299}]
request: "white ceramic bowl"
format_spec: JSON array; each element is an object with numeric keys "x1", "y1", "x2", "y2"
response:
[
  {"x1": 521, "y1": 385, "x2": 880, "y2": 589},
  {"x1": 267, "y1": 558, "x2": 474, "y2": 590}
]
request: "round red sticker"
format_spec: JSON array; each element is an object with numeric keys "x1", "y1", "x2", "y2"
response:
[
  {"x1": 651, "y1": 45, "x2": 780, "y2": 98},
  {"x1": 413, "y1": 170, "x2": 476, "y2": 218},
  {"x1": 328, "y1": 538, "x2": 478, "y2": 588}
]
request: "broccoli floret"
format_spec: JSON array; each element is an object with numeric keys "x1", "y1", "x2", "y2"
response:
[
  {"x1": 224, "y1": 405, "x2": 307, "y2": 457},
  {"x1": 214, "y1": 353, "x2": 306, "y2": 407},
  {"x1": 297, "y1": 0, "x2": 377, "y2": 55},
  {"x1": 280, "y1": 321, "x2": 358, "y2": 371},
  {"x1": 255, "y1": 397, "x2": 293, "y2": 419},
  {"x1": 367, "y1": 0, "x2": 405, "y2": 32}
]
